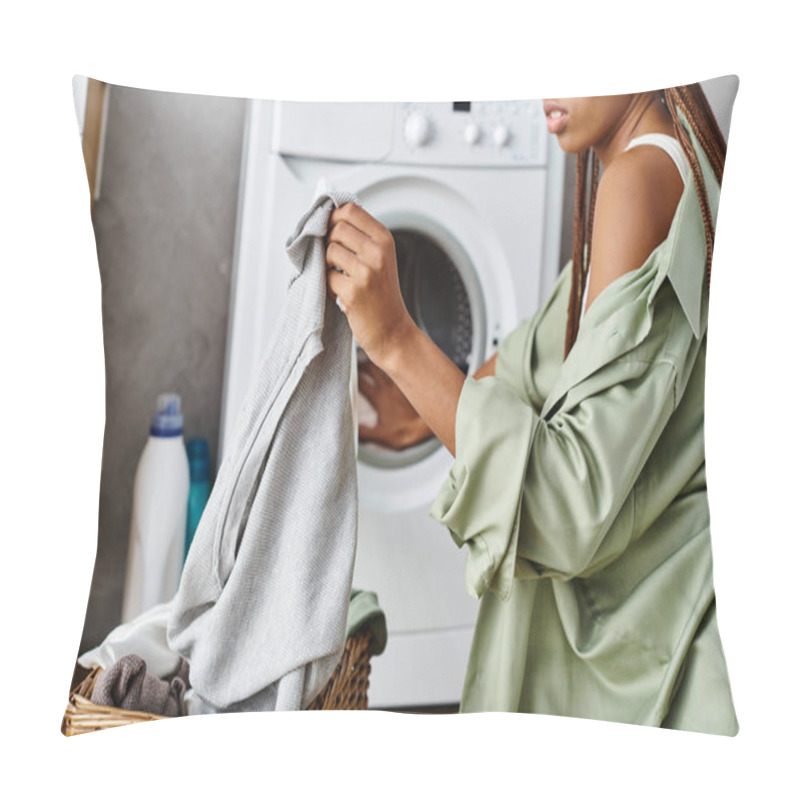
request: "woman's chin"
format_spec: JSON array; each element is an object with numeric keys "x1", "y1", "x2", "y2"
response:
[{"x1": 553, "y1": 133, "x2": 581, "y2": 155}]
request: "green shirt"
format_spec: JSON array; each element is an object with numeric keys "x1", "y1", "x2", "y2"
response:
[{"x1": 430, "y1": 112, "x2": 738, "y2": 735}]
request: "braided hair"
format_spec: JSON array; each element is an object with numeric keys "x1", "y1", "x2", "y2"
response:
[{"x1": 563, "y1": 83, "x2": 728, "y2": 359}]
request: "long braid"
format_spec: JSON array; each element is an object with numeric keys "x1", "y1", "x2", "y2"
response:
[
  {"x1": 666, "y1": 85, "x2": 725, "y2": 183},
  {"x1": 564, "y1": 149, "x2": 599, "y2": 358},
  {"x1": 663, "y1": 85, "x2": 727, "y2": 290},
  {"x1": 586, "y1": 151, "x2": 600, "y2": 290},
  {"x1": 564, "y1": 150, "x2": 587, "y2": 356},
  {"x1": 563, "y1": 83, "x2": 727, "y2": 359}
]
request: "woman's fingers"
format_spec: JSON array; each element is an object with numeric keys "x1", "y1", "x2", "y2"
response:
[
  {"x1": 325, "y1": 240, "x2": 363, "y2": 278},
  {"x1": 358, "y1": 422, "x2": 392, "y2": 446},
  {"x1": 358, "y1": 423, "x2": 378, "y2": 443},
  {"x1": 324, "y1": 201, "x2": 410, "y2": 367},
  {"x1": 327, "y1": 219, "x2": 376, "y2": 261},
  {"x1": 326, "y1": 267, "x2": 351, "y2": 311},
  {"x1": 329, "y1": 202, "x2": 388, "y2": 243}
]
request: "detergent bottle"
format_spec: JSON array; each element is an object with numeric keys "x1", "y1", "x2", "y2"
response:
[{"x1": 121, "y1": 393, "x2": 190, "y2": 622}]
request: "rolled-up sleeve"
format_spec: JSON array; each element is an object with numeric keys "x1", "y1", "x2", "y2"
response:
[
  {"x1": 430, "y1": 376, "x2": 537, "y2": 600},
  {"x1": 431, "y1": 351, "x2": 680, "y2": 600}
]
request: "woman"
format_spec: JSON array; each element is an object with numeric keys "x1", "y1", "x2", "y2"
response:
[{"x1": 325, "y1": 85, "x2": 738, "y2": 735}]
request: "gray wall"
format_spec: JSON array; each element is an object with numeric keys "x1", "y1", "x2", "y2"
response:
[
  {"x1": 702, "y1": 75, "x2": 738, "y2": 143},
  {"x1": 78, "y1": 85, "x2": 246, "y2": 654}
]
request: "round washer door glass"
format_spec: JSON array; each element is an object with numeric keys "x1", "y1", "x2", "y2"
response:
[
  {"x1": 395, "y1": 228, "x2": 474, "y2": 373},
  {"x1": 358, "y1": 226, "x2": 481, "y2": 469}
]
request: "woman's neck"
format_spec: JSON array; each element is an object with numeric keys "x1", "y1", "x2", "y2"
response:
[{"x1": 593, "y1": 93, "x2": 677, "y2": 169}]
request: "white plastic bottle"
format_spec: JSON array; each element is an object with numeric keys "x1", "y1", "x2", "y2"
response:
[{"x1": 121, "y1": 393, "x2": 190, "y2": 622}]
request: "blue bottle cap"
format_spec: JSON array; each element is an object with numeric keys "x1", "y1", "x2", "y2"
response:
[{"x1": 150, "y1": 393, "x2": 184, "y2": 437}]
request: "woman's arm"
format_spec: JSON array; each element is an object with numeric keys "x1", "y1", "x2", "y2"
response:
[
  {"x1": 357, "y1": 352, "x2": 498, "y2": 451},
  {"x1": 376, "y1": 322, "x2": 465, "y2": 456},
  {"x1": 326, "y1": 202, "x2": 495, "y2": 455}
]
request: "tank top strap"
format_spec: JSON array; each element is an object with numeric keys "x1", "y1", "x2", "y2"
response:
[{"x1": 624, "y1": 133, "x2": 690, "y2": 186}]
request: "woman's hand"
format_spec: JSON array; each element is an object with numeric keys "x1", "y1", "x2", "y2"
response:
[
  {"x1": 325, "y1": 203, "x2": 415, "y2": 370},
  {"x1": 326, "y1": 201, "x2": 466, "y2": 456},
  {"x1": 358, "y1": 358, "x2": 434, "y2": 450}
]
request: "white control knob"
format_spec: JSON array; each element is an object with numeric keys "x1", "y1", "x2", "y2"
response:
[
  {"x1": 493, "y1": 124, "x2": 511, "y2": 148},
  {"x1": 463, "y1": 122, "x2": 481, "y2": 146},
  {"x1": 404, "y1": 112, "x2": 433, "y2": 148}
]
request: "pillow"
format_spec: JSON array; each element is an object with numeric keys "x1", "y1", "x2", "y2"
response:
[{"x1": 70, "y1": 75, "x2": 739, "y2": 735}]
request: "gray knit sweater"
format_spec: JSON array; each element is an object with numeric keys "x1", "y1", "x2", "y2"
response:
[{"x1": 167, "y1": 188, "x2": 358, "y2": 712}]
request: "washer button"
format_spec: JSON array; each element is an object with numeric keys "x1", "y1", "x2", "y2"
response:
[
  {"x1": 493, "y1": 124, "x2": 511, "y2": 147},
  {"x1": 463, "y1": 122, "x2": 481, "y2": 146},
  {"x1": 404, "y1": 113, "x2": 433, "y2": 147}
]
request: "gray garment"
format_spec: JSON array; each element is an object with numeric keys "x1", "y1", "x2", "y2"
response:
[
  {"x1": 167, "y1": 188, "x2": 358, "y2": 712},
  {"x1": 91, "y1": 654, "x2": 189, "y2": 717}
]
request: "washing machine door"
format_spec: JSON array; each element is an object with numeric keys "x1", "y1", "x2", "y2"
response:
[
  {"x1": 350, "y1": 173, "x2": 501, "y2": 513},
  {"x1": 357, "y1": 219, "x2": 485, "y2": 470},
  {"x1": 395, "y1": 226, "x2": 476, "y2": 377}
]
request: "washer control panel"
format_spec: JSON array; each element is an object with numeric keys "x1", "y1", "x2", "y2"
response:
[{"x1": 394, "y1": 100, "x2": 549, "y2": 167}]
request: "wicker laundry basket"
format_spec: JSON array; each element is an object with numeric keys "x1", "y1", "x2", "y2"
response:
[{"x1": 62, "y1": 625, "x2": 375, "y2": 736}]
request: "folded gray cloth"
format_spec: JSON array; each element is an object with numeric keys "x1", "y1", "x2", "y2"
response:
[
  {"x1": 91, "y1": 654, "x2": 189, "y2": 717},
  {"x1": 166, "y1": 187, "x2": 358, "y2": 713}
]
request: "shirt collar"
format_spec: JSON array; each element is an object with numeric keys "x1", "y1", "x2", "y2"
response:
[{"x1": 655, "y1": 108, "x2": 721, "y2": 339}]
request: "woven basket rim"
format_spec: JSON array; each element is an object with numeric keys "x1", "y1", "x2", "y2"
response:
[{"x1": 63, "y1": 626, "x2": 374, "y2": 735}]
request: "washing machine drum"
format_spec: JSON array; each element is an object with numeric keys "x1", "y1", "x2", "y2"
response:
[
  {"x1": 358, "y1": 226, "x2": 481, "y2": 469},
  {"x1": 393, "y1": 228, "x2": 473, "y2": 374}
]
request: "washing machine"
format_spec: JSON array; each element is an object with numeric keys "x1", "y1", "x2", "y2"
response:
[{"x1": 221, "y1": 99, "x2": 565, "y2": 708}]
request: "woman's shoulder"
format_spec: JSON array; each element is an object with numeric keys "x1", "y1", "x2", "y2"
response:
[{"x1": 585, "y1": 144, "x2": 685, "y2": 313}]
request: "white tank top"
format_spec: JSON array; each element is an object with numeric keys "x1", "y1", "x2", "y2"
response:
[{"x1": 580, "y1": 134, "x2": 690, "y2": 320}]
